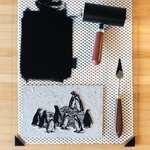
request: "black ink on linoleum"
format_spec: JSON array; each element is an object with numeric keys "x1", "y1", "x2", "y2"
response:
[{"x1": 20, "y1": 3, "x2": 74, "y2": 82}]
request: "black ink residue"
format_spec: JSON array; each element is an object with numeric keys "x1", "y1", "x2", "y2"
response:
[{"x1": 21, "y1": 0, "x2": 74, "y2": 82}]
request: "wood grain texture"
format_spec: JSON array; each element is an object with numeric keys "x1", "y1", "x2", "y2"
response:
[{"x1": 0, "y1": 0, "x2": 150, "y2": 149}]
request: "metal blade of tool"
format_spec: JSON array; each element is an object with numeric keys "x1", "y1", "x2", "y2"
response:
[{"x1": 116, "y1": 58, "x2": 123, "y2": 80}]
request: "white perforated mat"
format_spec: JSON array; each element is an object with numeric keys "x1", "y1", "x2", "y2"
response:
[{"x1": 17, "y1": 0, "x2": 133, "y2": 144}]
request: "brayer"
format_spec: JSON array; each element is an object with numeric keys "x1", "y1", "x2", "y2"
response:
[{"x1": 83, "y1": 3, "x2": 126, "y2": 65}]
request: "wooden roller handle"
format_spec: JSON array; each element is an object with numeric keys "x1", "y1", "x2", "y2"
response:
[
  {"x1": 116, "y1": 98, "x2": 123, "y2": 138},
  {"x1": 92, "y1": 31, "x2": 104, "y2": 65}
]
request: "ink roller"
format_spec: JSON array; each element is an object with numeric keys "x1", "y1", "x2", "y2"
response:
[{"x1": 83, "y1": 3, "x2": 126, "y2": 65}]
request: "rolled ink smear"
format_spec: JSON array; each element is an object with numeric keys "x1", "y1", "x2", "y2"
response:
[{"x1": 20, "y1": 0, "x2": 74, "y2": 82}]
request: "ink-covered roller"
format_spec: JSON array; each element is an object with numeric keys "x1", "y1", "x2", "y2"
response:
[{"x1": 83, "y1": 3, "x2": 126, "y2": 65}]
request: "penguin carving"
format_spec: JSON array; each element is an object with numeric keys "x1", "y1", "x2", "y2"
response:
[
  {"x1": 39, "y1": 110, "x2": 48, "y2": 128},
  {"x1": 69, "y1": 91, "x2": 84, "y2": 112},
  {"x1": 46, "y1": 114, "x2": 55, "y2": 133},
  {"x1": 61, "y1": 113, "x2": 70, "y2": 129},
  {"x1": 83, "y1": 109, "x2": 93, "y2": 128},
  {"x1": 54, "y1": 105, "x2": 62, "y2": 127},
  {"x1": 31, "y1": 108, "x2": 42, "y2": 126},
  {"x1": 74, "y1": 114, "x2": 83, "y2": 133}
]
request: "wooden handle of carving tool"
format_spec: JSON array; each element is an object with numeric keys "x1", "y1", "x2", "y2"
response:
[
  {"x1": 116, "y1": 98, "x2": 123, "y2": 138},
  {"x1": 92, "y1": 30, "x2": 104, "y2": 65}
]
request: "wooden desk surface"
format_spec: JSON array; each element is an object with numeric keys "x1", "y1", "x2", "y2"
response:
[{"x1": 0, "y1": 0, "x2": 150, "y2": 149}]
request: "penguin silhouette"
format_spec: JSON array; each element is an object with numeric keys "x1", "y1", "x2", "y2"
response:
[
  {"x1": 54, "y1": 105, "x2": 62, "y2": 127},
  {"x1": 74, "y1": 114, "x2": 83, "y2": 133},
  {"x1": 83, "y1": 109, "x2": 93, "y2": 128},
  {"x1": 61, "y1": 113, "x2": 70, "y2": 129},
  {"x1": 31, "y1": 108, "x2": 42, "y2": 126},
  {"x1": 69, "y1": 91, "x2": 84, "y2": 112},
  {"x1": 46, "y1": 114, "x2": 55, "y2": 133},
  {"x1": 39, "y1": 110, "x2": 48, "y2": 128}
]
